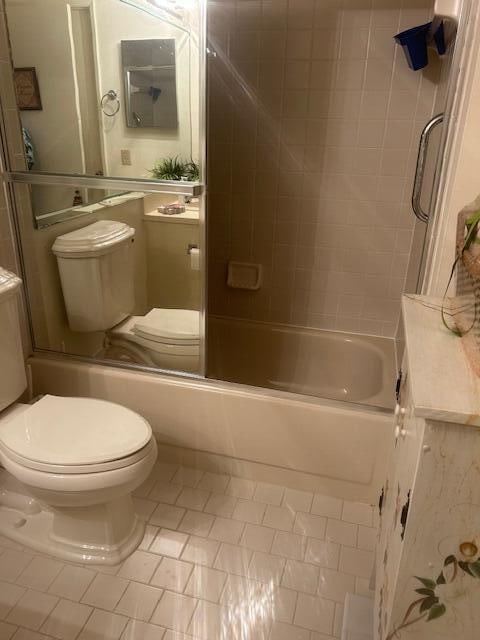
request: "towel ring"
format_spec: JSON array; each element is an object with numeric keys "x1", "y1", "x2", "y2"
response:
[{"x1": 101, "y1": 90, "x2": 120, "y2": 116}]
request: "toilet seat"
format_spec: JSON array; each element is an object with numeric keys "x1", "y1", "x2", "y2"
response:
[
  {"x1": 132, "y1": 308, "x2": 199, "y2": 346},
  {"x1": 0, "y1": 439, "x2": 155, "y2": 475},
  {"x1": 110, "y1": 311, "x2": 200, "y2": 357},
  {"x1": 0, "y1": 395, "x2": 152, "y2": 471}
]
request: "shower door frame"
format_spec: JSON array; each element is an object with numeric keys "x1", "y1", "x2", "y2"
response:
[{"x1": 420, "y1": 0, "x2": 480, "y2": 297}]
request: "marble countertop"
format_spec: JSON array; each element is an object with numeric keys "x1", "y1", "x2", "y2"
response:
[{"x1": 403, "y1": 294, "x2": 480, "y2": 425}]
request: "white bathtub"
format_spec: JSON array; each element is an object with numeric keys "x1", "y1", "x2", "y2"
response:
[
  {"x1": 208, "y1": 317, "x2": 397, "y2": 410},
  {"x1": 28, "y1": 355, "x2": 392, "y2": 503}
]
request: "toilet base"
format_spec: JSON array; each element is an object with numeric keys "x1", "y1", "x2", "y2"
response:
[{"x1": 0, "y1": 476, "x2": 145, "y2": 565}]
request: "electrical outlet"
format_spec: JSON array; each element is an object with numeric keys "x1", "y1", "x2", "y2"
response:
[{"x1": 121, "y1": 149, "x2": 131, "y2": 165}]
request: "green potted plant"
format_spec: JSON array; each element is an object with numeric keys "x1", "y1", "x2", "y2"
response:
[{"x1": 150, "y1": 156, "x2": 199, "y2": 181}]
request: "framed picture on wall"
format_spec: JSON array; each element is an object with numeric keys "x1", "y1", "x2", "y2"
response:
[{"x1": 13, "y1": 67, "x2": 42, "y2": 110}]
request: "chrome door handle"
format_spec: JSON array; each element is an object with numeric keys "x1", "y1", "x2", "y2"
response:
[{"x1": 412, "y1": 114, "x2": 444, "y2": 223}]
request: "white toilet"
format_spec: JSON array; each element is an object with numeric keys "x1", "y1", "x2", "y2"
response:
[
  {"x1": 52, "y1": 220, "x2": 200, "y2": 371},
  {"x1": 52, "y1": 220, "x2": 136, "y2": 333},
  {"x1": 106, "y1": 308, "x2": 200, "y2": 372},
  {"x1": 0, "y1": 267, "x2": 157, "y2": 564}
]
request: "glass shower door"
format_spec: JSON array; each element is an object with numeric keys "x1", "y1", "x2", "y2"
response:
[{"x1": 205, "y1": 0, "x2": 459, "y2": 409}]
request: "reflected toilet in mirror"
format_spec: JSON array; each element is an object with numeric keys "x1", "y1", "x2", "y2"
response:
[
  {"x1": 52, "y1": 217, "x2": 200, "y2": 372},
  {"x1": 47, "y1": 192, "x2": 201, "y2": 374},
  {"x1": 13, "y1": 182, "x2": 202, "y2": 375}
]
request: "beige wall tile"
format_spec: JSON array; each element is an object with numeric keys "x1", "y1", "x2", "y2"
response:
[{"x1": 208, "y1": 0, "x2": 435, "y2": 341}]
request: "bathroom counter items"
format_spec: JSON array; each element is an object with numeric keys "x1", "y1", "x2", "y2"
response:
[
  {"x1": 144, "y1": 206, "x2": 199, "y2": 225},
  {"x1": 402, "y1": 294, "x2": 480, "y2": 425}
]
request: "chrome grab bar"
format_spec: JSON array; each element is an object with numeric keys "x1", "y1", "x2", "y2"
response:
[{"x1": 412, "y1": 113, "x2": 444, "y2": 223}]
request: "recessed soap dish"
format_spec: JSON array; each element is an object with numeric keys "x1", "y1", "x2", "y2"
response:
[{"x1": 227, "y1": 261, "x2": 262, "y2": 290}]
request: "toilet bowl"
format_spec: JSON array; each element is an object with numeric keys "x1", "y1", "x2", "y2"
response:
[
  {"x1": 0, "y1": 266, "x2": 158, "y2": 564},
  {"x1": 106, "y1": 307, "x2": 200, "y2": 373},
  {"x1": 0, "y1": 394, "x2": 157, "y2": 564}
]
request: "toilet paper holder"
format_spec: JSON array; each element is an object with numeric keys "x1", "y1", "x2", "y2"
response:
[{"x1": 187, "y1": 243, "x2": 200, "y2": 271}]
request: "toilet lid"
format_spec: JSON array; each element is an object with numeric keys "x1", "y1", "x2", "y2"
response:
[
  {"x1": 132, "y1": 308, "x2": 200, "y2": 345},
  {"x1": 0, "y1": 268, "x2": 22, "y2": 300},
  {"x1": 52, "y1": 220, "x2": 135, "y2": 257},
  {"x1": 0, "y1": 395, "x2": 151, "y2": 466}
]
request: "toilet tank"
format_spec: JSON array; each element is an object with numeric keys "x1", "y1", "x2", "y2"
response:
[
  {"x1": 0, "y1": 268, "x2": 27, "y2": 412},
  {"x1": 52, "y1": 220, "x2": 135, "y2": 332}
]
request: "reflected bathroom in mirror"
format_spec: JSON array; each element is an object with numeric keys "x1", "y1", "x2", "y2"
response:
[
  {"x1": 5, "y1": 0, "x2": 201, "y2": 181},
  {"x1": 3, "y1": 0, "x2": 205, "y2": 377},
  {"x1": 15, "y1": 183, "x2": 202, "y2": 373}
]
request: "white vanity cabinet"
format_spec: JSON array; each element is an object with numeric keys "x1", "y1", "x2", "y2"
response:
[{"x1": 375, "y1": 295, "x2": 480, "y2": 640}]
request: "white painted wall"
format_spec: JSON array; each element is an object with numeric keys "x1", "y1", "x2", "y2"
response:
[
  {"x1": 425, "y1": 1, "x2": 480, "y2": 296},
  {"x1": 5, "y1": 0, "x2": 200, "y2": 187},
  {"x1": 6, "y1": 0, "x2": 85, "y2": 214},
  {"x1": 6, "y1": 0, "x2": 83, "y2": 174},
  {"x1": 93, "y1": 0, "x2": 199, "y2": 178}
]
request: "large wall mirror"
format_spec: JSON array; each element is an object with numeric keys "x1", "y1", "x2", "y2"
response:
[
  {"x1": 3, "y1": 0, "x2": 205, "y2": 377},
  {"x1": 6, "y1": 0, "x2": 201, "y2": 182}
]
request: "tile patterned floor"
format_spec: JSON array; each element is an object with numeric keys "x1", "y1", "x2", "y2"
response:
[{"x1": 0, "y1": 462, "x2": 377, "y2": 640}]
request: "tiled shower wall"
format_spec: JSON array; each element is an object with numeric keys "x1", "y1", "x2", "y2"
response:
[{"x1": 207, "y1": 0, "x2": 440, "y2": 337}]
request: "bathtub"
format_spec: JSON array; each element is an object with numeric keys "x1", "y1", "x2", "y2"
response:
[
  {"x1": 28, "y1": 354, "x2": 393, "y2": 504},
  {"x1": 208, "y1": 317, "x2": 397, "y2": 410}
]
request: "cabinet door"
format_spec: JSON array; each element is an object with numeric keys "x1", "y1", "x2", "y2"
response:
[
  {"x1": 374, "y1": 363, "x2": 425, "y2": 640},
  {"x1": 387, "y1": 418, "x2": 480, "y2": 640}
]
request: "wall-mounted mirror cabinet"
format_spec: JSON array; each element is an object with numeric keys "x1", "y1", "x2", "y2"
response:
[
  {"x1": 2, "y1": 0, "x2": 205, "y2": 378},
  {"x1": 122, "y1": 38, "x2": 178, "y2": 129}
]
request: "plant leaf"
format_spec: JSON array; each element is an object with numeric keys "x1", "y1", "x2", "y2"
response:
[
  {"x1": 184, "y1": 159, "x2": 200, "y2": 181},
  {"x1": 415, "y1": 588, "x2": 435, "y2": 596},
  {"x1": 458, "y1": 561, "x2": 475, "y2": 576},
  {"x1": 415, "y1": 577, "x2": 436, "y2": 590},
  {"x1": 436, "y1": 572, "x2": 446, "y2": 585},
  {"x1": 444, "y1": 555, "x2": 456, "y2": 566},
  {"x1": 150, "y1": 156, "x2": 189, "y2": 181},
  {"x1": 427, "y1": 603, "x2": 446, "y2": 621},
  {"x1": 464, "y1": 211, "x2": 480, "y2": 250},
  {"x1": 420, "y1": 596, "x2": 439, "y2": 612},
  {"x1": 467, "y1": 561, "x2": 480, "y2": 578}
]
